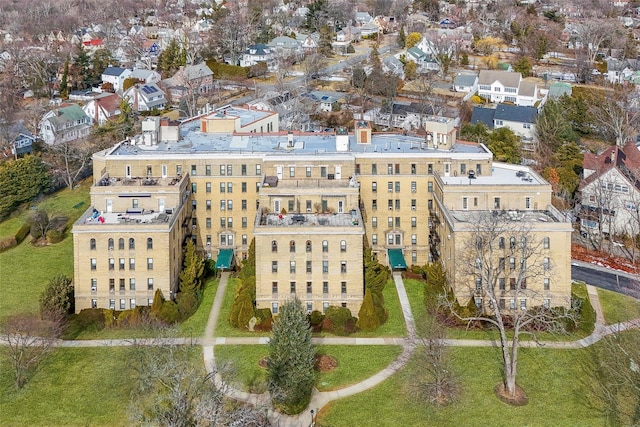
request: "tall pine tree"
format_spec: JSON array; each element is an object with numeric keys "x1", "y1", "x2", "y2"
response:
[{"x1": 267, "y1": 298, "x2": 316, "y2": 414}]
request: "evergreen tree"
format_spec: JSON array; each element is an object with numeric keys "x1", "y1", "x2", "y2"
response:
[
  {"x1": 39, "y1": 274, "x2": 74, "y2": 320},
  {"x1": 356, "y1": 289, "x2": 380, "y2": 331},
  {"x1": 0, "y1": 155, "x2": 50, "y2": 219},
  {"x1": 72, "y1": 43, "x2": 91, "y2": 89},
  {"x1": 397, "y1": 26, "x2": 406, "y2": 48},
  {"x1": 177, "y1": 241, "x2": 205, "y2": 319},
  {"x1": 59, "y1": 60, "x2": 69, "y2": 99},
  {"x1": 267, "y1": 298, "x2": 316, "y2": 414},
  {"x1": 486, "y1": 127, "x2": 521, "y2": 164}
]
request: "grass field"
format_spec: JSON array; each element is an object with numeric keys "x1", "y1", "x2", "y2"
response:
[
  {"x1": 216, "y1": 276, "x2": 408, "y2": 338},
  {"x1": 597, "y1": 287, "x2": 640, "y2": 325},
  {"x1": 0, "y1": 347, "x2": 134, "y2": 426},
  {"x1": 214, "y1": 345, "x2": 403, "y2": 393},
  {"x1": 0, "y1": 180, "x2": 91, "y2": 325},
  {"x1": 318, "y1": 344, "x2": 605, "y2": 426}
]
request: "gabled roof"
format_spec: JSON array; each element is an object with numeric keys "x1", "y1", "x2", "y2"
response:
[
  {"x1": 478, "y1": 69, "x2": 521, "y2": 88},
  {"x1": 182, "y1": 63, "x2": 213, "y2": 80},
  {"x1": 453, "y1": 73, "x2": 477, "y2": 87},
  {"x1": 470, "y1": 107, "x2": 495, "y2": 129},
  {"x1": 380, "y1": 101, "x2": 436, "y2": 116},
  {"x1": 406, "y1": 46, "x2": 426, "y2": 59},
  {"x1": 494, "y1": 103, "x2": 537, "y2": 124},
  {"x1": 518, "y1": 80, "x2": 537, "y2": 97},
  {"x1": 245, "y1": 43, "x2": 271, "y2": 56},
  {"x1": 46, "y1": 104, "x2": 90, "y2": 127},
  {"x1": 94, "y1": 93, "x2": 122, "y2": 114},
  {"x1": 102, "y1": 66, "x2": 128, "y2": 77},
  {"x1": 581, "y1": 141, "x2": 640, "y2": 191}
]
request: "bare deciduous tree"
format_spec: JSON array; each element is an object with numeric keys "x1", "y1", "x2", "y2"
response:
[
  {"x1": 3, "y1": 314, "x2": 63, "y2": 389},
  {"x1": 440, "y1": 212, "x2": 576, "y2": 403},
  {"x1": 589, "y1": 89, "x2": 640, "y2": 147}
]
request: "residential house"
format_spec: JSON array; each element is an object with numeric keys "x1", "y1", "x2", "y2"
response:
[
  {"x1": 268, "y1": 36, "x2": 303, "y2": 60},
  {"x1": 375, "y1": 101, "x2": 442, "y2": 130},
  {"x1": 102, "y1": 67, "x2": 132, "y2": 93},
  {"x1": 579, "y1": 142, "x2": 640, "y2": 238},
  {"x1": 123, "y1": 83, "x2": 167, "y2": 112},
  {"x1": 382, "y1": 56, "x2": 405, "y2": 80},
  {"x1": 471, "y1": 103, "x2": 537, "y2": 143},
  {"x1": 3, "y1": 122, "x2": 36, "y2": 157},
  {"x1": 298, "y1": 34, "x2": 319, "y2": 52},
  {"x1": 162, "y1": 63, "x2": 214, "y2": 102},
  {"x1": 355, "y1": 11, "x2": 374, "y2": 25},
  {"x1": 129, "y1": 69, "x2": 162, "y2": 85},
  {"x1": 360, "y1": 23, "x2": 380, "y2": 38},
  {"x1": 40, "y1": 104, "x2": 92, "y2": 145},
  {"x1": 477, "y1": 70, "x2": 539, "y2": 106},
  {"x1": 453, "y1": 73, "x2": 478, "y2": 94},
  {"x1": 302, "y1": 91, "x2": 343, "y2": 112},
  {"x1": 83, "y1": 93, "x2": 123, "y2": 125},
  {"x1": 405, "y1": 46, "x2": 440, "y2": 73},
  {"x1": 248, "y1": 91, "x2": 311, "y2": 131},
  {"x1": 240, "y1": 44, "x2": 277, "y2": 71},
  {"x1": 605, "y1": 57, "x2": 640, "y2": 84}
]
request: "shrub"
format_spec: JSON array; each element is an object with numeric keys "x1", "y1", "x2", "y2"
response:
[
  {"x1": 229, "y1": 289, "x2": 255, "y2": 329},
  {"x1": 176, "y1": 290, "x2": 199, "y2": 320},
  {"x1": 309, "y1": 310, "x2": 324, "y2": 326},
  {"x1": 159, "y1": 301, "x2": 180, "y2": 324},
  {"x1": 256, "y1": 308, "x2": 273, "y2": 324},
  {"x1": 39, "y1": 274, "x2": 74, "y2": 320},
  {"x1": 73, "y1": 309, "x2": 106, "y2": 330},
  {"x1": 46, "y1": 229, "x2": 63, "y2": 243},
  {"x1": 14, "y1": 223, "x2": 31, "y2": 243},
  {"x1": 103, "y1": 309, "x2": 117, "y2": 328},
  {"x1": 572, "y1": 292, "x2": 595, "y2": 335},
  {"x1": 357, "y1": 289, "x2": 380, "y2": 331},
  {"x1": 322, "y1": 306, "x2": 356, "y2": 336},
  {"x1": 0, "y1": 236, "x2": 17, "y2": 252},
  {"x1": 471, "y1": 95, "x2": 483, "y2": 104}
]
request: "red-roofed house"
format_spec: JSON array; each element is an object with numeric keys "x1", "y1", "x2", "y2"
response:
[
  {"x1": 82, "y1": 93, "x2": 123, "y2": 125},
  {"x1": 578, "y1": 142, "x2": 640, "y2": 241}
]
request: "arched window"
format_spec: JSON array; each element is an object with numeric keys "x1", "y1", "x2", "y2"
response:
[
  {"x1": 306, "y1": 240, "x2": 312, "y2": 252},
  {"x1": 90, "y1": 238, "x2": 96, "y2": 250},
  {"x1": 509, "y1": 237, "x2": 516, "y2": 249},
  {"x1": 147, "y1": 238, "x2": 153, "y2": 250},
  {"x1": 272, "y1": 240, "x2": 278, "y2": 252},
  {"x1": 322, "y1": 240, "x2": 328, "y2": 252},
  {"x1": 129, "y1": 238, "x2": 135, "y2": 249},
  {"x1": 289, "y1": 240, "x2": 296, "y2": 253},
  {"x1": 108, "y1": 238, "x2": 114, "y2": 250},
  {"x1": 118, "y1": 238, "x2": 125, "y2": 250},
  {"x1": 340, "y1": 240, "x2": 347, "y2": 252},
  {"x1": 498, "y1": 237, "x2": 505, "y2": 249},
  {"x1": 520, "y1": 236, "x2": 527, "y2": 248},
  {"x1": 543, "y1": 237, "x2": 550, "y2": 249}
]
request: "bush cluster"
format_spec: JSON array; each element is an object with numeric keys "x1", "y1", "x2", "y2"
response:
[{"x1": 322, "y1": 306, "x2": 357, "y2": 336}]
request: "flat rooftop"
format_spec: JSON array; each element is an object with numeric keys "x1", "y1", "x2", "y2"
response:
[
  {"x1": 109, "y1": 131, "x2": 488, "y2": 157},
  {"x1": 95, "y1": 175, "x2": 183, "y2": 187},
  {"x1": 76, "y1": 207, "x2": 176, "y2": 226},
  {"x1": 450, "y1": 209, "x2": 562, "y2": 224},
  {"x1": 201, "y1": 107, "x2": 275, "y2": 128},
  {"x1": 257, "y1": 211, "x2": 363, "y2": 228},
  {"x1": 440, "y1": 163, "x2": 547, "y2": 186}
]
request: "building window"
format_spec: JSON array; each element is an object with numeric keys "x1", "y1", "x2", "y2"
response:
[
  {"x1": 499, "y1": 237, "x2": 505, "y2": 249},
  {"x1": 290, "y1": 261, "x2": 296, "y2": 273},
  {"x1": 272, "y1": 261, "x2": 278, "y2": 273},
  {"x1": 395, "y1": 181, "x2": 400, "y2": 192},
  {"x1": 499, "y1": 257, "x2": 505, "y2": 271},
  {"x1": 132, "y1": 199, "x2": 138, "y2": 209},
  {"x1": 290, "y1": 240, "x2": 296, "y2": 252},
  {"x1": 510, "y1": 237, "x2": 516, "y2": 249},
  {"x1": 290, "y1": 166, "x2": 295, "y2": 177},
  {"x1": 220, "y1": 165, "x2": 226, "y2": 175},
  {"x1": 387, "y1": 181, "x2": 393, "y2": 192},
  {"x1": 206, "y1": 165, "x2": 211, "y2": 176},
  {"x1": 372, "y1": 182, "x2": 377, "y2": 192},
  {"x1": 372, "y1": 164, "x2": 377, "y2": 175},
  {"x1": 119, "y1": 279, "x2": 125, "y2": 292},
  {"x1": 227, "y1": 183, "x2": 233, "y2": 193},
  {"x1": 395, "y1": 217, "x2": 401, "y2": 227},
  {"x1": 372, "y1": 199, "x2": 377, "y2": 210},
  {"x1": 129, "y1": 258, "x2": 135, "y2": 270},
  {"x1": 191, "y1": 183, "x2": 197, "y2": 193},
  {"x1": 241, "y1": 164, "x2": 247, "y2": 176},
  {"x1": 227, "y1": 218, "x2": 233, "y2": 228},
  {"x1": 388, "y1": 199, "x2": 393, "y2": 210},
  {"x1": 341, "y1": 282, "x2": 347, "y2": 294},
  {"x1": 147, "y1": 238, "x2": 153, "y2": 249},
  {"x1": 306, "y1": 240, "x2": 312, "y2": 252},
  {"x1": 544, "y1": 278, "x2": 550, "y2": 290},
  {"x1": 427, "y1": 182, "x2": 433, "y2": 193},
  {"x1": 543, "y1": 237, "x2": 550, "y2": 249},
  {"x1": 290, "y1": 281, "x2": 296, "y2": 293},
  {"x1": 109, "y1": 279, "x2": 115, "y2": 293},
  {"x1": 90, "y1": 238, "x2": 96, "y2": 250},
  {"x1": 147, "y1": 258, "x2": 153, "y2": 270},
  {"x1": 412, "y1": 252, "x2": 417, "y2": 263},
  {"x1": 341, "y1": 261, "x2": 347, "y2": 273},
  {"x1": 306, "y1": 281, "x2": 312, "y2": 294},
  {"x1": 411, "y1": 163, "x2": 416, "y2": 174},
  {"x1": 320, "y1": 166, "x2": 327, "y2": 177},
  {"x1": 91, "y1": 279, "x2": 97, "y2": 293},
  {"x1": 306, "y1": 261, "x2": 312, "y2": 273},
  {"x1": 147, "y1": 278, "x2": 153, "y2": 291},
  {"x1": 520, "y1": 299, "x2": 527, "y2": 310},
  {"x1": 411, "y1": 234, "x2": 417, "y2": 245},
  {"x1": 387, "y1": 164, "x2": 393, "y2": 174},
  {"x1": 91, "y1": 258, "x2": 97, "y2": 270},
  {"x1": 129, "y1": 278, "x2": 136, "y2": 291},
  {"x1": 322, "y1": 261, "x2": 329, "y2": 273},
  {"x1": 462, "y1": 197, "x2": 468, "y2": 210},
  {"x1": 118, "y1": 238, "x2": 124, "y2": 250},
  {"x1": 127, "y1": 238, "x2": 134, "y2": 250},
  {"x1": 340, "y1": 240, "x2": 347, "y2": 252},
  {"x1": 525, "y1": 197, "x2": 531, "y2": 209},
  {"x1": 499, "y1": 278, "x2": 506, "y2": 290},
  {"x1": 372, "y1": 234, "x2": 378, "y2": 245},
  {"x1": 272, "y1": 240, "x2": 278, "y2": 252},
  {"x1": 395, "y1": 199, "x2": 401, "y2": 210},
  {"x1": 108, "y1": 258, "x2": 114, "y2": 270},
  {"x1": 543, "y1": 258, "x2": 550, "y2": 272},
  {"x1": 306, "y1": 166, "x2": 312, "y2": 177},
  {"x1": 272, "y1": 302, "x2": 278, "y2": 314},
  {"x1": 242, "y1": 234, "x2": 247, "y2": 245},
  {"x1": 242, "y1": 217, "x2": 247, "y2": 228},
  {"x1": 411, "y1": 181, "x2": 417, "y2": 193},
  {"x1": 92, "y1": 299, "x2": 97, "y2": 308},
  {"x1": 388, "y1": 217, "x2": 393, "y2": 227},
  {"x1": 119, "y1": 258, "x2": 125, "y2": 270},
  {"x1": 509, "y1": 257, "x2": 516, "y2": 271},
  {"x1": 220, "y1": 182, "x2": 225, "y2": 193},
  {"x1": 322, "y1": 240, "x2": 328, "y2": 252},
  {"x1": 428, "y1": 163, "x2": 433, "y2": 174},
  {"x1": 372, "y1": 217, "x2": 377, "y2": 228},
  {"x1": 494, "y1": 198, "x2": 501, "y2": 209},
  {"x1": 272, "y1": 282, "x2": 278, "y2": 293},
  {"x1": 109, "y1": 299, "x2": 115, "y2": 309},
  {"x1": 206, "y1": 200, "x2": 211, "y2": 210},
  {"x1": 206, "y1": 218, "x2": 211, "y2": 228},
  {"x1": 323, "y1": 282, "x2": 329, "y2": 294},
  {"x1": 205, "y1": 182, "x2": 211, "y2": 193},
  {"x1": 411, "y1": 217, "x2": 417, "y2": 228},
  {"x1": 256, "y1": 164, "x2": 261, "y2": 175}
]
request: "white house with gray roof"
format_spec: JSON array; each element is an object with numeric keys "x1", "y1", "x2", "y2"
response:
[
  {"x1": 240, "y1": 44, "x2": 277, "y2": 71},
  {"x1": 477, "y1": 70, "x2": 539, "y2": 107},
  {"x1": 101, "y1": 66, "x2": 132, "y2": 93},
  {"x1": 453, "y1": 73, "x2": 478, "y2": 97}
]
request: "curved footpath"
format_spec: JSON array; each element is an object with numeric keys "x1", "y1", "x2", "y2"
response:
[{"x1": 16, "y1": 272, "x2": 639, "y2": 426}]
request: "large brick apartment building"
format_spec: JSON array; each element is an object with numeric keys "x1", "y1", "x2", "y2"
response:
[{"x1": 72, "y1": 106, "x2": 572, "y2": 315}]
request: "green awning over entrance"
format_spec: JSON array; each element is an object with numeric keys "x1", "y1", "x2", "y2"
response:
[
  {"x1": 215, "y1": 249, "x2": 234, "y2": 270},
  {"x1": 388, "y1": 249, "x2": 407, "y2": 270}
]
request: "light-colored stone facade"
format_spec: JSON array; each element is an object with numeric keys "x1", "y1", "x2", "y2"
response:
[{"x1": 72, "y1": 107, "x2": 573, "y2": 314}]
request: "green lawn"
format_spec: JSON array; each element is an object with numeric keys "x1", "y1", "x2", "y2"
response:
[
  {"x1": 598, "y1": 287, "x2": 640, "y2": 325},
  {"x1": 318, "y1": 344, "x2": 605, "y2": 426},
  {"x1": 0, "y1": 347, "x2": 134, "y2": 426},
  {"x1": 214, "y1": 345, "x2": 403, "y2": 393},
  {"x1": 0, "y1": 216, "x2": 25, "y2": 240},
  {"x1": 180, "y1": 276, "x2": 219, "y2": 337},
  {"x1": 0, "y1": 180, "x2": 91, "y2": 325},
  {"x1": 216, "y1": 277, "x2": 407, "y2": 338}
]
